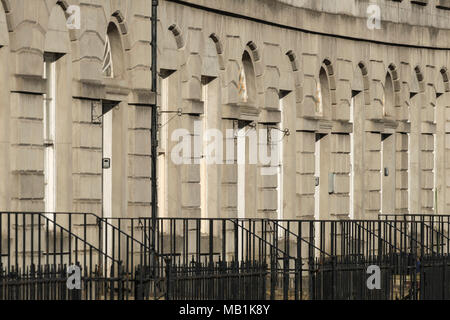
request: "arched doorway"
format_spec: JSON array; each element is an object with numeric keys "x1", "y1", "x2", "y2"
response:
[
  {"x1": 102, "y1": 22, "x2": 128, "y2": 219},
  {"x1": 314, "y1": 64, "x2": 332, "y2": 220},
  {"x1": 237, "y1": 47, "x2": 258, "y2": 220}
]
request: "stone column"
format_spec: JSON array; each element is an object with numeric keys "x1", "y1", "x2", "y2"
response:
[
  {"x1": 364, "y1": 132, "x2": 381, "y2": 219},
  {"x1": 0, "y1": 47, "x2": 10, "y2": 211},
  {"x1": 296, "y1": 131, "x2": 315, "y2": 219},
  {"x1": 329, "y1": 133, "x2": 350, "y2": 220},
  {"x1": 257, "y1": 125, "x2": 278, "y2": 220},
  {"x1": 72, "y1": 98, "x2": 102, "y2": 216},
  {"x1": 203, "y1": 79, "x2": 221, "y2": 219},
  {"x1": 409, "y1": 94, "x2": 422, "y2": 214},
  {"x1": 10, "y1": 91, "x2": 45, "y2": 212},
  {"x1": 127, "y1": 105, "x2": 151, "y2": 218},
  {"x1": 396, "y1": 132, "x2": 409, "y2": 214},
  {"x1": 282, "y1": 93, "x2": 297, "y2": 220},
  {"x1": 420, "y1": 133, "x2": 435, "y2": 214},
  {"x1": 435, "y1": 92, "x2": 448, "y2": 215},
  {"x1": 245, "y1": 123, "x2": 258, "y2": 219},
  {"x1": 221, "y1": 119, "x2": 238, "y2": 219},
  {"x1": 351, "y1": 93, "x2": 366, "y2": 220},
  {"x1": 54, "y1": 55, "x2": 73, "y2": 213},
  {"x1": 221, "y1": 118, "x2": 238, "y2": 260},
  {"x1": 444, "y1": 101, "x2": 450, "y2": 214}
]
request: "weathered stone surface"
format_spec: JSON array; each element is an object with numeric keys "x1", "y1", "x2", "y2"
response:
[{"x1": 0, "y1": 0, "x2": 449, "y2": 219}]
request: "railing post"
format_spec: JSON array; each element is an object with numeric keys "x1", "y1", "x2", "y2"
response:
[
  {"x1": 164, "y1": 258, "x2": 171, "y2": 301},
  {"x1": 270, "y1": 246, "x2": 276, "y2": 300},
  {"x1": 283, "y1": 256, "x2": 288, "y2": 300}
]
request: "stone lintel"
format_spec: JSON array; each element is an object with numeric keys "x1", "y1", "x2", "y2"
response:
[
  {"x1": 11, "y1": 74, "x2": 46, "y2": 95},
  {"x1": 72, "y1": 79, "x2": 105, "y2": 100}
]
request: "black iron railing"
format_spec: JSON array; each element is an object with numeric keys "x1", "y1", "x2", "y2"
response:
[
  {"x1": 165, "y1": 259, "x2": 267, "y2": 300},
  {"x1": 2, "y1": 212, "x2": 450, "y2": 300}
]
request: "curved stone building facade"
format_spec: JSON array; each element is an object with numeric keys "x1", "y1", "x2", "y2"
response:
[{"x1": 0, "y1": 0, "x2": 449, "y2": 221}]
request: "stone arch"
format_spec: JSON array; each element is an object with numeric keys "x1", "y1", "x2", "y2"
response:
[
  {"x1": 202, "y1": 33, "x2": 223, "y2": 78},
  {"x1": 209, "y1": 33, "x2": 223, "y2": 55},
  {"x1": 387, "y1": 64, "x2": 401, "y2": 94},
  {"x1": 44, "y1": 3, "x2": 72, "y2": 55},
  {"x1": 358, "y1": 63, "x2": 370, "y2": 92},
  {"x1": 285, "y1": 50, "x2": 302, "y2": 103},
  {"x1": 0, "y1": 0, "x2": 9, "y2": 46},
  {"x1": 209, "y1": 33, "x2": 225, "y2": 71},
  {"x1": 239, "y1": 43, "x2": 260, "y2": 106},
  {"x1": 168, "y1": 24, "x2": 185, "y2": 49},
  {"x1": 0, "y1": 0, "x2": 11, "y2": 33},
  {"x1": 111, "y1": 10, "x2": 131, "y2": 50},
  {"x1": 353, "y1": 61, "x2": 370, "y2": 105},
  {"x1": 53, "y1": 0, "x2": 78, "y2": 41},
  {"x1": 437, "y1": 67, "x2": 450, "y2": 95},
  {"x1": 384, "y1": 64, "x2": 402, "y2": 119},
  {"x1": 411, "y1": 65, "x2": 425, "y2": 95},
  {"x1": 246, "y1": 41, "x2": 260, "y2": 63},
  {"x1": 286, "y1": 50, "x2": 298, "y2": 72},
  {"x1": 384, "y1": 70, "x2": 395, "y2": 118}
]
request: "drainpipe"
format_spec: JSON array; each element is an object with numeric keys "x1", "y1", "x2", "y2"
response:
[{"x1": 151, "y1": 0, "x2": 159, "y2": 258}]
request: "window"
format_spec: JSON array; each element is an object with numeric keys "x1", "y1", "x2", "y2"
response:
[
  {"x1": 102, "y1": 35, "x2": 113, "y2": 78},
  {"x1": 238, "y1": 66, "x2": 248, "y2": 103},
  {"x1": 239, "y1": 51, "x2": 256, "y2": 105}
]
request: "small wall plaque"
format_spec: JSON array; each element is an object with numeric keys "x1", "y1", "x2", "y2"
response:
[{"x1": 103, "y1": 158, "x2": 111, "y2": 169}]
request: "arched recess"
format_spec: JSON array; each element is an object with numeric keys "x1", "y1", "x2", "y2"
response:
[
  {"x1": 315, "y1": 59, "x2": 335, "y2": 120},
  {"x1": 383, "y1": 64, "x2": 401, "y2": 120},
  {"x1": 0, "y1": 0, "x2": 10, "y2": 211},
  {"x1": 239, "y1": 48, "x2": 257, "y2": 106},
  {"x1": 235, "y1": 41, "x2": 262, "y2": 220},
  {"x1": 384, "y1": 71, "x2": 395, "y2": 118},
  {"x1": 103, "y1": 20, "x2": 128, "y2": 80},
  {"x1": 435, "y1": 68, "x2": 450, "y2": 214},
  {"x1": 42, "y1": 3, "x2": 74, "y2": 215},
  {"x1": 313, "y1": 59, "x2": 335, "y2": 221}
]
